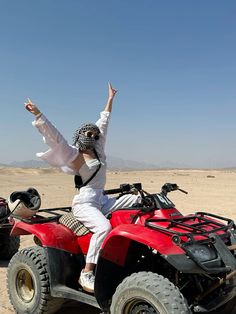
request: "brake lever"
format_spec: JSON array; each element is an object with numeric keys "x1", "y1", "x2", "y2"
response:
[{"x1": 178, "y1": 188, "x2": 188, "y2": 194}]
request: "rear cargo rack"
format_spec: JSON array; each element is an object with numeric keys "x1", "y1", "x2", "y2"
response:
[
  {"x1": 145, "y1": 212, "x2": 235, "y2": 241},
  {"x1": 11, "y1": 207, "x2": 71, "y2": 224}
]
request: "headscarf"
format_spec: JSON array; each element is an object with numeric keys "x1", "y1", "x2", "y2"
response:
[{"x1": 72, "y1": 123, "x2": 100, "y2": 150}]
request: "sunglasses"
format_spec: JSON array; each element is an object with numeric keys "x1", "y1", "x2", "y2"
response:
[{"x1": 85, "y1": 131, "x2": 100, "y2": 140}]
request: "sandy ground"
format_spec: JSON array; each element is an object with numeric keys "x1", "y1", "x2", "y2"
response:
[{"x1": 1, "y1": 167, "x2": 236, "y2": 313}]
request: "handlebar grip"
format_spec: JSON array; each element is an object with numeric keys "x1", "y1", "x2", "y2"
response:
[
  {"x1": 178, "y1": 188, "x2": 188, "y2": 194},
  {"x1": 103, "y1": 188, "x2": 123, "y2": 195}
]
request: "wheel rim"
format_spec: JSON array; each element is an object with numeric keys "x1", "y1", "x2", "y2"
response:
[
  {"x1": 16, "y1": 268, "x2": 35, "y2": 302},
  {"x1": 123, "y1": 298, "x2": 159, "y2": 314}
]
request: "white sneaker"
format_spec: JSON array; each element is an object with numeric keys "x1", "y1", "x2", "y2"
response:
[{"x1": 79, "y1": 269, "x2": 95, "y2": 293}]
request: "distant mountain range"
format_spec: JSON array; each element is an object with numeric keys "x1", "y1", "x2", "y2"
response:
[
  {"x1": 107, "y1": 156, "x2": 159, "y2": 170},
  {"x1": 1, "y1": 158, "x2": 236, "y2": 170},
  {"x1": 0, "y1": 157, "x2": 189, "y2": 170},
  {"x1": 0, "y1": 157, "x2": 158, "y2": 170}
]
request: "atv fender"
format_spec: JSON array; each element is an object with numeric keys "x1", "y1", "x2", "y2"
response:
[
  {"x1": 95, "y1": 224, "x2": 187, "y2": 310},
  {"x1": 100, "y1": 224, "x2": 185, "y2": 266},
  {"x1": 10, "y1": 220, "x2": 81, "y2": 254}
]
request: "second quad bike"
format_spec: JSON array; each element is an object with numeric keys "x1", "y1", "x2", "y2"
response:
[
  {"x1": 0, "y1": 187, "x2": 41, "y2": 260},
  {"x1": 0, "y1": 196, "x2": 20, "y2": 259},
  {"x1": 6, "y1": 182, "x2": 236, "y2": 313}
]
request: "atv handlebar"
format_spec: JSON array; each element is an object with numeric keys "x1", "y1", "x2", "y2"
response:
[
  {"x1": 104, "y1": 183, "x2": 142, "y2": 195},
  {"x1": 161, "y1": 183, "x2": 188, "y2": 195},
  {"x1": 103, "y1": 188, "x2": 123, "y2": 195},
  {"x1": 178, "y1": 188, "x2": 188, "y2": 194},
  {"x1": 104, "y1": 182, "x2": 188, "y2": 197}
]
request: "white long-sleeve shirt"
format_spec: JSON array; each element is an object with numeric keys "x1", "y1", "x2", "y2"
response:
[{"x1": 32, "y1": 111, "x2": 111, "y2": 189}]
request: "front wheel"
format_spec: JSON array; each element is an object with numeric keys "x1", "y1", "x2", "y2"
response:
[
  {"x1": 110, "y1": 271, "x2": 190, "y2": 314},
  {"x1": 7, "y1": 246, "x2": 64, "y2": 314}
]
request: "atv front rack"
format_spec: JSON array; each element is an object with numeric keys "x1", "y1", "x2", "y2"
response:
[
  {"x1": 146, "y1": 212, "x2": 236, "y2": 274},
  {"x1": 145, "y1": 212, "x2": 235, "y2": 242}
]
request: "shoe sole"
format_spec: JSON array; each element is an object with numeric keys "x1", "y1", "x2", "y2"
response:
[{"x1": 78, "y1": 278, "x2": 94, "y2": 293}]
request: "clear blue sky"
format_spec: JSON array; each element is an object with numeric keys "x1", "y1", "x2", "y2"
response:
[{"x1": 0, "y1": 0, "x2": 235, "y2": 168}]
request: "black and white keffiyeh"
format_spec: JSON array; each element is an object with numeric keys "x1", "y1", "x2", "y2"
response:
[{"x1": 73, "y1": 123, "x2": 100, "y2": 150}]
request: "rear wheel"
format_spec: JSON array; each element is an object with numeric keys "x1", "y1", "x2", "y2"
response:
[
  {"x1": 110, "y1": 271, "x2": 190, "y2": 314},
  {"x1": 0, "y1": 233, "x2": 20, "y2": 259},
  {"x1": 7, "y1": 246, "x2": 64, "y2": 314}
]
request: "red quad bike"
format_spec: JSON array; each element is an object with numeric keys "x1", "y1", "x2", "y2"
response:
[
  {"x1": 6, "y1": 182, "x2": 236, "y2": 314},
  {"x1": 0, "y1": 197, "x2": 20, "y2": 260}
]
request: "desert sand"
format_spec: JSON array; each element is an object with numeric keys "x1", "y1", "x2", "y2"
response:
[{"x1": 1, "y1": 167, "x2": 236, "y2": 313}]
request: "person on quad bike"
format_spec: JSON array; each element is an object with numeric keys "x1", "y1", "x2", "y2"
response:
[{"x1": 24, "y1": 83, "x2": 140, "y2": 293}]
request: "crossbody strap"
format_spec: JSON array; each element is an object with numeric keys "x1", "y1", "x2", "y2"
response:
[{"x1": 74, "y1": 149, "x2": 101, "y2": 189}]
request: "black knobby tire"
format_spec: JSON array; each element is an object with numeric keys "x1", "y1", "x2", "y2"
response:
[
  {"x1": 7, "y1": 246, "x2": 64, "y2": 314},
  {"x1": 110, "y1": 271, "x2": 190, "y2": 314},
  {"x1": 0, "y1": 234, "x2": 20, "y2": 259}
]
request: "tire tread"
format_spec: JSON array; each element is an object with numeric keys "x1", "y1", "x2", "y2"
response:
[
  {"x1": 111, "y1": 271, "x2": 190, "y2": 314},
  {"x1": 7, "y1": 246, "x2": 63, "y2": 314}
]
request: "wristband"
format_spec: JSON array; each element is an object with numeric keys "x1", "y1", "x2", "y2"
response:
[{"x1": 35, "y1": 112, "x2": 42, "y2": 119}]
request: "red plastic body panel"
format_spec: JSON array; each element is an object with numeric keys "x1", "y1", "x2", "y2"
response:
[
  {"x1": 10, "y1": 205, "x2": 229, "y2": 259},
  {"x1": 109, "y1": 209, "x2": 140, "y2": 227},
  {"x1": 11, "y1": 221, "x2": 82, "y2": 254},
  {"x1": 99, "y1": 207, "x2": 229, "y2": 265},
  {"x1": 100, "y1": 224, "x2": 185, "y2": 266},
  {"x1": 109, "y1": 208, "x2": 183, "y2": 228},
  {"x1": 76, "y1": 233, "x2": 92, "y2": 255}
]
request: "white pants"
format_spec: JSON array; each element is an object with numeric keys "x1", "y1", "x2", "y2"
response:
[{"x1": 72, "y1": 188, "x2": 140, "y2": 264}]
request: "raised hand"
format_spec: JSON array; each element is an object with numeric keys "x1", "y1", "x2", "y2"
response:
[
  {"x1": 24, "y1": 98, "x2": 41, "y2": 116},
  {"x1": 108, "y1": 82, "x2": 117, "y2": 100}
]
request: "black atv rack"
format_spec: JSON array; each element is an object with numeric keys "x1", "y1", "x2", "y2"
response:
[
  {"x1": 145, "y1": 211, "x2": 235, "y2": 241},
  {"x1": 0, "y1": 222, "x2": 13, "y2": 229},
  {"x1": 146, "y1": 212, "x2": 236, "y2": 274},
  {"x1": 12, "y1": 207, "x2": 72, "y2": 224}
]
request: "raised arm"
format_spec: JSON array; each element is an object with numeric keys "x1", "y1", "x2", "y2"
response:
[
  {"x1": 96, "y1": 83, "x2": 117, "y2": 134},
  {"x1": 94, "y1": 83, "x2": 117, "y2": 154},
  {"x1": 24, "y1": 98, "x2": 63, "y2": 148},
  {"x1": 24, "y1": 98, "x2": 78, "y2": 168},
  {"x1": 103, "y1": 82, "x2": 117, "y2": 112}
]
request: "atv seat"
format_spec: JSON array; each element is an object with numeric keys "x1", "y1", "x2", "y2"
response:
[{"x1": 59, "y1": 213, "x2": 90, "y2": 236}]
